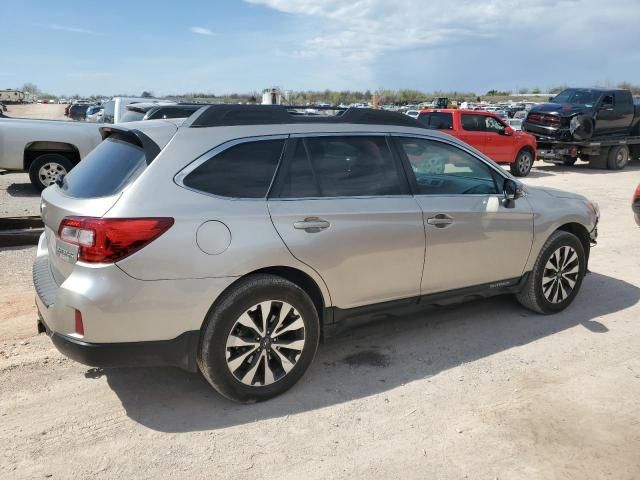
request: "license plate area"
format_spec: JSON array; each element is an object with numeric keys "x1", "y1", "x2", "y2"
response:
[{"x1": 55, "y1": 238, "x2": 79, "y2": 263}]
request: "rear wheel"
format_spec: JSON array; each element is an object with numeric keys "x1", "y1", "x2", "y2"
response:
[
  {"x1": 562, "y1": 155, "x2": 577, "y2": 166},
  {"x1": 516, "y1": 231, "x2": 586, "y2": 314},
  {"x1": 197, "y1": 274, "x2": 320, "y2": 403},
  {"x1": 28, "y1": 154, "x2": 74, "y2": 191},
  {"x1": 606, "y1": 145, "x2": 630, "y2": 170},
  {"x1": 510, "y1": 148, "x2": 533, "y2": 177}
]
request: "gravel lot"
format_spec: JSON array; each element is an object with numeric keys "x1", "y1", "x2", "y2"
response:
[{"x1": 1, "y1": 107, "x2": 639, "y2": 479}]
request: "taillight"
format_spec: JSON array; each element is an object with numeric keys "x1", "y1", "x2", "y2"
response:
[{"x1": 58, "y1": 217, "x2": 174, "y2": 263}]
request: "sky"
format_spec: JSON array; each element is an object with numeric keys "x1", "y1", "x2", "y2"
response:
[{"x1": 1, "y1": 0, "x2": 639, "y2": 97}]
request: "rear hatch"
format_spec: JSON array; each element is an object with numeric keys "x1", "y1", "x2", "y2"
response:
[{"x1": 40, "y1": 124, "x2": 176, "y2": 285}]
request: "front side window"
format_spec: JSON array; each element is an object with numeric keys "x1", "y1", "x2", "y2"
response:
[
  {"x1": 274, "y1": 136, "x2": 404, "y2": 198},
  {"x1": 182, "y1": 139, "x2": 285, "y2": 198},
  {"x1": 462, "y1": 114, "x2": 505, "y2": 133},
  {"x1": 485, "y1": 116, "x2": 506, "y2": 133},
  {"x1": 397, "y1": 137, "x2": 499, "y2": 195}
]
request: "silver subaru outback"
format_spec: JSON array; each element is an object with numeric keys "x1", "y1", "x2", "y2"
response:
[{"x1": 34, "y1": 105, "x2": 599, "y2": 402}]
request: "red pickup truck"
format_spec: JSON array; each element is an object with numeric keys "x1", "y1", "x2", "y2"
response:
[{"x1": 417, "y1": 109, "x2": 538, "y2": 176}]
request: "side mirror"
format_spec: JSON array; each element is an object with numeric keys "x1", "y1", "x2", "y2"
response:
[
  {"x1": 503, "y1": 179, "x2": 522, "y2": 207},
  {"x1": 502, "y1": 126, "x2": 514, "y2": 136}
]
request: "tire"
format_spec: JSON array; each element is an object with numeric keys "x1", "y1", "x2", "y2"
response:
[
  {"x1": 510, "y1": 148, "x2": 534, "y2": 177},
  {"x1": 197, "y1": 274, "x2": 320, "y2": 403},
  {"x1": 569, "y1": 115, "x2": 594, "y2": 141},
  {"x1": 515, "y1": 231, "x2": 586, "y2": 314},
  {"x1": 562, "y1": 155, "x2": 577, "y2": 166},
  {"x1": 28, "y1": 154, "x2": 74, "y2": 191},
  {"x1": 606, "y1": 145, "x2": 630, "y2": 170}
]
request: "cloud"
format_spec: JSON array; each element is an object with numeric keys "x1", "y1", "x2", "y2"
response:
[
  {"x1": 245, "y1": 0, "x2": 638, "y2": 62},
  {"x1": 191, "y1": 26, "x2": 214, "y2": 36},
  {"x1": 48, "y1": 24, "x2": 97, "y2": 35}
]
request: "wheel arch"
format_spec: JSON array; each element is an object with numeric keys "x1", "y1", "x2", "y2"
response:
[
  {"x1": 23, "y1": 141, "x2": 81, "y2": 170},
  {"x1": 517, "y1": 144, "x2": 535, "y2": 162},
  {"x1": 556, "y1": 222, "x2": 591, "y2": 267}
]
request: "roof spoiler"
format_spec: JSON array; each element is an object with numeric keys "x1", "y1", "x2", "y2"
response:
[{"x1": 99, "y1": 126, "x2": 161, "y2": 165}]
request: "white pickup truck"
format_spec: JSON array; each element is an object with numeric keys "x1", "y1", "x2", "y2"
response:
[{"x1": 0, "y1": 118, "x2": 102, "y2": 190}]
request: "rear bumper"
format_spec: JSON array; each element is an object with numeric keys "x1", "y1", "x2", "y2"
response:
[{"x1": 38, "y1": 315, "x2": 200, "y2": 371}]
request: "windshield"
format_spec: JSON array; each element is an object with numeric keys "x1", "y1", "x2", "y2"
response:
[
  {"x1": 551, "y1": 89, "x2": 602, "y2": 107},
  {"x1": 120, "y1": 110, "x2": 146, "y2": 122}
]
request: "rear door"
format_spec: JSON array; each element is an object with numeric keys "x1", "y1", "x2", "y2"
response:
[
  {"x1": 268, "y1": 135, "x2": 425, "y2": 309},
  {"x1": 393, "y1": 135, "x2": 533, "y2": 294}
]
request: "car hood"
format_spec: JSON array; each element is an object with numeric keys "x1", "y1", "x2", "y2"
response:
[
  {"x1": 526, "y1": 184, "x2": 587, "y2": 201},
  {"x1": 528, "y1": 103, "x2": 588, "y2": 117}
]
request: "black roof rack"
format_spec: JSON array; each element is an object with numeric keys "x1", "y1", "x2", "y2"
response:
[{"x1": 188, "y1": 104, "x2": 425, "y2": 129}]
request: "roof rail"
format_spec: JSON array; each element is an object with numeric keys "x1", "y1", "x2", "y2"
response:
[{"x1": 187, "y1": 104, "x2": 425, "y2": 129}]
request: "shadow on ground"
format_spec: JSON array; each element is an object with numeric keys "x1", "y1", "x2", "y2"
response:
[
  {"x1": 6, "y1": 182, "x2": 39, "y2": 198},
  {"x1": 533, "y1": 161, "x2": 640, "y2": 176},
  {"x1": 98, "y1": 271, "x2": 639, "y2": 432}
]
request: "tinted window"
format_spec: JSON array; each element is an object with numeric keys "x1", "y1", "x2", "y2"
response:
[
  {"x1": 418, "y1": 112, "x2": 453, "y2": 130},
  {"x1": 62, "y1": 134, "x2": 147, "y2": 198},
  {"x1": 397, "y1": 137, "x2": 499, "y2": 195},
  {"x1": 614, "y1": 91, "x2": 632, "y2": 106},
  {"x1": 461, "y1": 114, "x2": 505, "y2": 133},
  {"x1": 275, "y1": 136, "x2": 404, "y2": 198},
  {"x1": 183, "y1": 139, "x2": 284, "y2": 198},
  {"x1": 149, "y1": 107, "x2": 200, "y2": 120}
]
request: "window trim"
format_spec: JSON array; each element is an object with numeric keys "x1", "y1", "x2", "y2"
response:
[
  {"x1": 174, "y1": 134, "x2": 289, "y2": 200},
  {"x1": 390, "y1": 134, "x2": 509, "y2": 197},
  {"x1": 269, "y1": 132, "x2": 412, "y2": 200}
]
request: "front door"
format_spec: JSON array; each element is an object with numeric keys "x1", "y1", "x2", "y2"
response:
[
  {"x1": 268, "y1": 135, "x2": 426, "y2": 309},
  {"x1": 394, "y1": 136, "x2": 534, "y2": 294}
]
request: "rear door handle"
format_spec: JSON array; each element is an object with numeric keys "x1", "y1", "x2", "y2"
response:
[
  {"x1": 427, "y1": 214, "x2": 454, "y2": 228},
  {"x1": 294, "y1": 217, "x2": 330, "y2": 233}
]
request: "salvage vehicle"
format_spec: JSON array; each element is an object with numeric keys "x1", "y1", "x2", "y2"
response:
[
  {"x1": 523, "y1": 88, "x2": 640, "y2": 169},
  {"x1": 0, "y1": 118, "x2": 102, "y2": 190},
  {"x1": 34, "y1": 105, "x2": 599, "y2": 402},
  {"x1": 417, "y1": 109, "x2": 537, "y2": 176},
  {"x1": 633, "y1": 184, "x2": 640, "y2": 226}
]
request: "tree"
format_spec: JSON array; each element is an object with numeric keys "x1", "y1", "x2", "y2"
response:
[
  {"x1": 21, "y1": 82, "x2": 40, "y2": 95},
  {"x1": 531, "y1": 86, "x2": 541, "y2": 94},
  {"x1": 518, "y1": 87, "x2": 529, "y2": 94},
  {"x1": 141, "y1": 91, "x2": 154, "y2": 98}
]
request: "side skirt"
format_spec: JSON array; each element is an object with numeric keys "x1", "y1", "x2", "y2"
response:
[{"x1": 322, "y1": 273, "x2": 530, "y2": 340}]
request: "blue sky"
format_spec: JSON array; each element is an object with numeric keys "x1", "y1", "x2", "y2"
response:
[{"x1": 1, "y1": 0, "x2": 639, "y2": 96}]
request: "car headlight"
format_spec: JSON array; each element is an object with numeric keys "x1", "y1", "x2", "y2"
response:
[{"x1": 585, "y1": 199, "x2": 600, "y2": 221}]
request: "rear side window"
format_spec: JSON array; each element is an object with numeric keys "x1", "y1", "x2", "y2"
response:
[
  {"x1": 461, "y1": 114, "x2": 486, "y2": 131},
  {"x1": 62, "y1": 134, "x2": 147, "y2": 198},
  {"x1": 417, "y1": 112, "x2": 453, "y2": 130},
  {"x1": 183, "y1": 139, "x2": 285, "y2": 198},
  {"x1": 273, "y1": 136, "x2": 404, "y2": 198}
]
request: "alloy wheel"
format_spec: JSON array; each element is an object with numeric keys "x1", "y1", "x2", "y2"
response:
[
  {"x1": 518, "y1": 152, "x2": 532, "y2": 175},
  {"x1": 542, "y1": 246, "x2": 580, "y2": 304},
  {"x1": 38, "y1": 162, "x2": 67, "y2": 187},
  {"x1": 225, "y1": 300, "x2": 306, "y2": 386}
]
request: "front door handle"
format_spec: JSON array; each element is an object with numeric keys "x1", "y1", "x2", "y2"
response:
[
  {"x1": 294, "y1": 217, "x2": 330, "y2": 233},
  {"x1": 427, "y1": 214, "x2": 454, "y2": 228}
]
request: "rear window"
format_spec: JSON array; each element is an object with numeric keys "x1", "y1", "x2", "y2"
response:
[
  {"x1": 417, "y1": 112, "x2": 453, "y2": 130},
  {"x1": 182, "y1": 139, "x2": 285, "y2": 198},
  {"x1": 61, "y1": 134, "x2": 147, "y2": 198}
]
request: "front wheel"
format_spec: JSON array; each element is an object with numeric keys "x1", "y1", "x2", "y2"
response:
[
  {"x1": 28, "y1": 154, "x2": 74, "y2": 191},
  {"x1": 197, "y1": 274, "x2": 320, "y2": 403},
  {"x1": 516, "y1": 231, "x2": 586, "y2": 314},
  {"x1": 510, "y1": 149, "x2": 534, "y2": 177}
]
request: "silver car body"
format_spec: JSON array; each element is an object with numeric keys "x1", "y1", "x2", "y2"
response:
[{"x1": 35, "y1": 117, "x2": 598, "y2": 353}]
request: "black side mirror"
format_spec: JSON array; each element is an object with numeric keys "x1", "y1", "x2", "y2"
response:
[{"x1": 503, "y1": 179, "x2": 522, "y2": 208}]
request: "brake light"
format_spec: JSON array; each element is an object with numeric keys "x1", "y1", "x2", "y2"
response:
[{"x1": 58, "y1": 217, "x2": 174, "y2": 263}]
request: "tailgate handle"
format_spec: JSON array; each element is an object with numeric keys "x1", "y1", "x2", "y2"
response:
[
  {"x1": 427, "y1": 214, "x2": 454, "y2": 228},
  {"x1": 294, "y1": 217, "x2": 330, "y2": 233}
]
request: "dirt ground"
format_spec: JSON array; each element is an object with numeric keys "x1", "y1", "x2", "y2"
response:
[
  {"x1": 1, "y1": 106, "x2": 639, "y2": 479},
  {"x1": 3, "y1": 103, "x2": 68, "y2": 120}
]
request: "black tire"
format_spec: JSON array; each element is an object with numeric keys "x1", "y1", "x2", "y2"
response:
[
  {"x1": 606, "y1": 145, "x2": 630, "y2": 170},
  {"x1": 515, "y1": 231, "x2": 586, "y2": 314},
  {"x1": 28, "y1": 154, "x2": 74, "y2": 191},
  {"x1": 570, "y1": 115, "x2": 594, "y2": 141},
  {"x1": 510, "y1": 148, "x2": 534, "y2": 177},
  {"x1": 562, "y1": 156, "x2": 577, "y2": 166},
  {"x1": 197, "y1": 274, "x2": 320, "y2": 403}
]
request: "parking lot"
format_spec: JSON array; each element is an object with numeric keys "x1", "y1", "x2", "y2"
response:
[{"x1": 1, "y1": 104, "x2": 639, "y2": 479}]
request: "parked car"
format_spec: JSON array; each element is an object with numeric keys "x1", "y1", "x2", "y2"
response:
[
  {"x1": 417, "y1": 109, "x2": 538, "y2": 176},
  {"x1": 633, "y1": 184, "x2": 640, "y2": 226},
  {"x1": 101, "y1": 97, "x2": 173, "y2": 124},
  {"x1": 34, "y1": 105, "x2": 599, "y2": 402},
  {"x1": 523, "y1": 88, "x2": 640, "y2": 142},
  {"x1": 68, "y1": 104, "x2": 91, "y2": 121},
  {"x1": 523, "y1": 88, "x2": 640, "y2": 170},
  {"x1": 405, "y1": 110, "x2": 420, "y2": 119},
  {"x1": 0, "y1": 117, "x2": 102, "y2": 190},
  {"x1": 85, "y1": 106, "x2": 104, "y2": 122}
]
